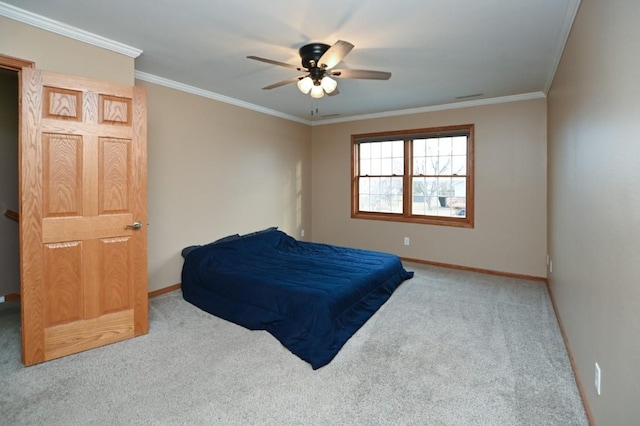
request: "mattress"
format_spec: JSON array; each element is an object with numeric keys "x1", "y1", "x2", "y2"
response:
[{"x1": 181, "y1": 229, "x2": 413, "y2": 369}]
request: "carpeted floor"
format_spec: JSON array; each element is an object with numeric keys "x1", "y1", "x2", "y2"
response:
[{"x1": 0, "y1": 263, "x2": 588, "y2": 425}]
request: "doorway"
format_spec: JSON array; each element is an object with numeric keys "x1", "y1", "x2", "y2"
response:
[{"x1": 0, "y1": 65, "x2": 20, "y2": 299}]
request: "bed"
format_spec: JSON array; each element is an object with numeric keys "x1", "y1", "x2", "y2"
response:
[{"x1": 181, "y1": 228, "x2": 413, "y2": 369}]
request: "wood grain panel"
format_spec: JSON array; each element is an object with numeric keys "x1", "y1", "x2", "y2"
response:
[
  {"x1": 99, "y1": 138, "x2": 130, "y2": 214},
  {"x1": 20, "y1": 68, "x2": 46, "y2": 365},
  {"x1": 83, "y1": 135, "x2": 99, "y2": 217},
  {"x1": 44, "y1": 310, "x2": 134, "y2": 361},
  {"x1": 43, "y1": 86, "x2": 82, "y2": 121},
  {"x1": 43, "y1": 72, "x2": 133, "y2": 98},
  {"x1": 100, "y1": 237, "x2": 131, "y2": 314},
  {"x1": 82, "y1": 239, "x2": 100, "y2": 320},
  {"x1": 100, "y1": 95, "x2": 131, "y2": 125},
  {"x1": 43, "y1": 133, "x2": 83, "y2": 217},
  {"x1": 41, "y1": 119, "x2": 133, "y2": 139},
  {"x1": 44, "y1": 242, "x2": 82, "y2": 326},
  {"x1": 42, "y1": 213, "x2": 133, "y2": 243},
  {"x1": 83, "y1": 91, "x2": 98, "y2": 125}
]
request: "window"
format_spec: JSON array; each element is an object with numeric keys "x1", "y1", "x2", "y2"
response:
[{"x1": 351, "y1": 124, "x2": 474, "y2": 228}]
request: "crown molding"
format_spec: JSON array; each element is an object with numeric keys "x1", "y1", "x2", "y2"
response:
[
  {"x1": 311, "y1": 92, "x2": 547, "y2": 126},
  {"x1": 544, "y1": 0, "x2": 582, "y2": 94},
  {"x1": 135, "y1": 71, "x2": 310, "y2": 125},
  {"x1": 135, "y1": 69, "x2": 545, "y2": 127},
  {"x1": 0, "y1": 1, "x2": 142, "y2": 58}
]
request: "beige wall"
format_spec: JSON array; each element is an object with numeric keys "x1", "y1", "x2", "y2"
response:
[
  {"x1": 312, "y1": 99, "x2": 547, "y2": 277},
  {"x1": 0, "y1": 16, "x2": 134, "y2": 85},
  {"x1": 0, "y1": 69, "x2": 19, "y2": 297},
  {"x1": 136, "y1": 80, "x2": 312, "y2": 291},
  {"x1": 547, "y1": 0, "x2": 640, "y2": 423}
]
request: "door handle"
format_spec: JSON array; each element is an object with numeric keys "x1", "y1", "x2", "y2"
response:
[{"x1": 124, "y1": 221, "x2": 143, "y2": 230}]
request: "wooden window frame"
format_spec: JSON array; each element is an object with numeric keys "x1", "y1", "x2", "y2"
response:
[{"x1": 351, "y1": 124, "x2": 475, "y2": 228}]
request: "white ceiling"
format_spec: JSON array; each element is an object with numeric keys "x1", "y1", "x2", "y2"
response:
[{"x1": 0, "y1": 0, "x2": 580, "y2": 124}]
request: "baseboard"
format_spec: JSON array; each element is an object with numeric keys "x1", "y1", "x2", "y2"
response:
[
  {"x1": 546, "y1": 282, "x2": 595, "y2": 426},
  {"x1": 148, "y1": 283, "x2": 181, "y2": 298},
  {"x1": 401, "y1": 257, "x2": 548, "y2": 283},
  {"x1": 3, "y1": 284, "x2": 182, "y2": 302}
]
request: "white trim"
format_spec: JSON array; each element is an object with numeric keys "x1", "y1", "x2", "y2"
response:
[
  {"x1": 544, "y1": 0, "x2": 582, "y2": 94},
  {"x1": 135, "y1": 71, "x2": 545, "y2": 126},
  {"x1": 0, "y1": 1, "x2": 142, "y2": 58},
  {"x1": 311, "y1": 92, "x2": 547, "y2": 126},
  {"x1": 134, "y1": 71, "x2": 311, "y2": 125}
]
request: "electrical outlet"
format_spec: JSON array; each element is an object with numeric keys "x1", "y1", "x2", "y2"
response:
[
  {"x1": 403, "y1": 237, "x2": 410, "y2": 246},
  {"x1": 595, "y1": 363, "x2": 601, "y2": 395},
  {"x1": 301, "y1": 229, "x2": 305, "y2": 238}
]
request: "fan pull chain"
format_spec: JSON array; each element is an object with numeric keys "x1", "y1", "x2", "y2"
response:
[{"x1": 310, "y1": 99, "x2": 320, "y2": 116}]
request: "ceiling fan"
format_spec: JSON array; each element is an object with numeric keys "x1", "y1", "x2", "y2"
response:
[{"x1": 247, "y1": 40, "x2": 391, "y2": 98}]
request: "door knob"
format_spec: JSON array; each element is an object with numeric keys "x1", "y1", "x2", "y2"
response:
[{"x1": 124, "y1": 221, "x2": 143, "y2": 230}]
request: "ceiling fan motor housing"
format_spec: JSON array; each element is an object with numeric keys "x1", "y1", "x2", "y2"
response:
[{"x1": 299, "y1": 43, "x2": 331, "y2": 71}]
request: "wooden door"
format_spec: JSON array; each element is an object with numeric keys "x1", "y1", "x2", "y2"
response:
[{"x1": 20, "y1": 68, "x2": 148, "y2": 366}]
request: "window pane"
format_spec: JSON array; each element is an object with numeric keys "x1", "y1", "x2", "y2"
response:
[
  {"x1": 425, "y1": 156, "x2": 439, "y2": 175},
  {"x1": 392, "y1": 157, "x2": 403, "y2": 175},
  {"x1": 414, "y1": 139, "x2": 426, "y2": 157},
  {"x1": 452, "y1": 155, "x2": 466, "y2": 175},
  {"x1": 437, "y1": 177, "x2": 453, "y2": 197},
  {"x1": 439, "y1": 137, "x2": 452, "y2": 156},
  {"x1": 371, "y1": 158, "x2": 381, "y2": 175},
  {"x1": 360, "y1": 158, "x2": 371, "y2": 176},
  {"x1": 360, "y1": 141, "x2": 405, "y2": 177},
  {"x1": 426, "y1": 138, "x2": 438, "y2": 155},
  {"x1": 359, "y1": 195, "x2": 369, "y2": 211},
  {"x1": 452, "y1": 136, "x2": 467, "y2": 155},
  {"x1": 373, "y1": 142, "x2": 382, "y2": 158},
  {"x1": 359, "y1": 177, "x2": 370, "y2": 194},
  {"x1": 413, "y1": 157, "x2": 426, "y2": 175},
  {"x1": 381, "y1": 158, "x2": 392, "y2": 175},
  {"x1": 452, "y1": 177, "x2": 466, "y2": 197},
  {"x1": 360, "y1": 143, "x2": 370, "y2": 159},
  {"x1": 380, "y1": 141, "x2": 392, "y2": 158},
  {"x1": 392, "y1": 140, "x2": 404, "y2": 157},
  {"x1": 359, "y1": 176, "x2": 403, "y2": 213},
  {"x1": 438, "y1": 156, "x2": 452, "y2": 175}
]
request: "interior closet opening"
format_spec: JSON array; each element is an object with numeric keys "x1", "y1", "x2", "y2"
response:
[{"x1": 0, "y1": 66, "x2": 20, "y2": 300}]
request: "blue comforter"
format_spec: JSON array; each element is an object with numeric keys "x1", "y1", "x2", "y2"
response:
[{"x1": 181, "y1": 230, "x2": 413, "y2": 369}]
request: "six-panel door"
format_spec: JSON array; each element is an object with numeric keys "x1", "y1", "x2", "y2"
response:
[{"x1": 20, "y1": 68, "x2": 148, "y2": 365}]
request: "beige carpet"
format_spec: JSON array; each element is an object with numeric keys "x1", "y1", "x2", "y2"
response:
[{"x1": 0, "y1": 262, "x2": 587, "y2": 425}]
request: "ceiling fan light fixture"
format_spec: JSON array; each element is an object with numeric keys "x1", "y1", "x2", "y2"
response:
[
  {"x1": 310, "y1": 84, "x2": 325, "y2": 98},
  {"x1": 297, "y1": 76, "x2": 313, "y2": 94},
  {"x1": 321, "y1": 76, "x2": 337, "y2": 94}
]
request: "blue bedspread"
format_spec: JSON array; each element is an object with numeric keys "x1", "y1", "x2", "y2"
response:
[{"x1": 181, "y1": 229, "x2": 413, "y2": 369}]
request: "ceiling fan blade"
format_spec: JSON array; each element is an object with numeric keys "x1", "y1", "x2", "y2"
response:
[
  {"x1": 262, "y1": 76, "x2": 304, "y2": 90},
  {"x1": 247, "y1": 56, "x2": 306, "y2": 71},
  {"x1": 331, "y1": 69, "x2": 392, "y2": 80},
  {"x1": 318, "y1": 40, "x2": 354, "y2": 69}
]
